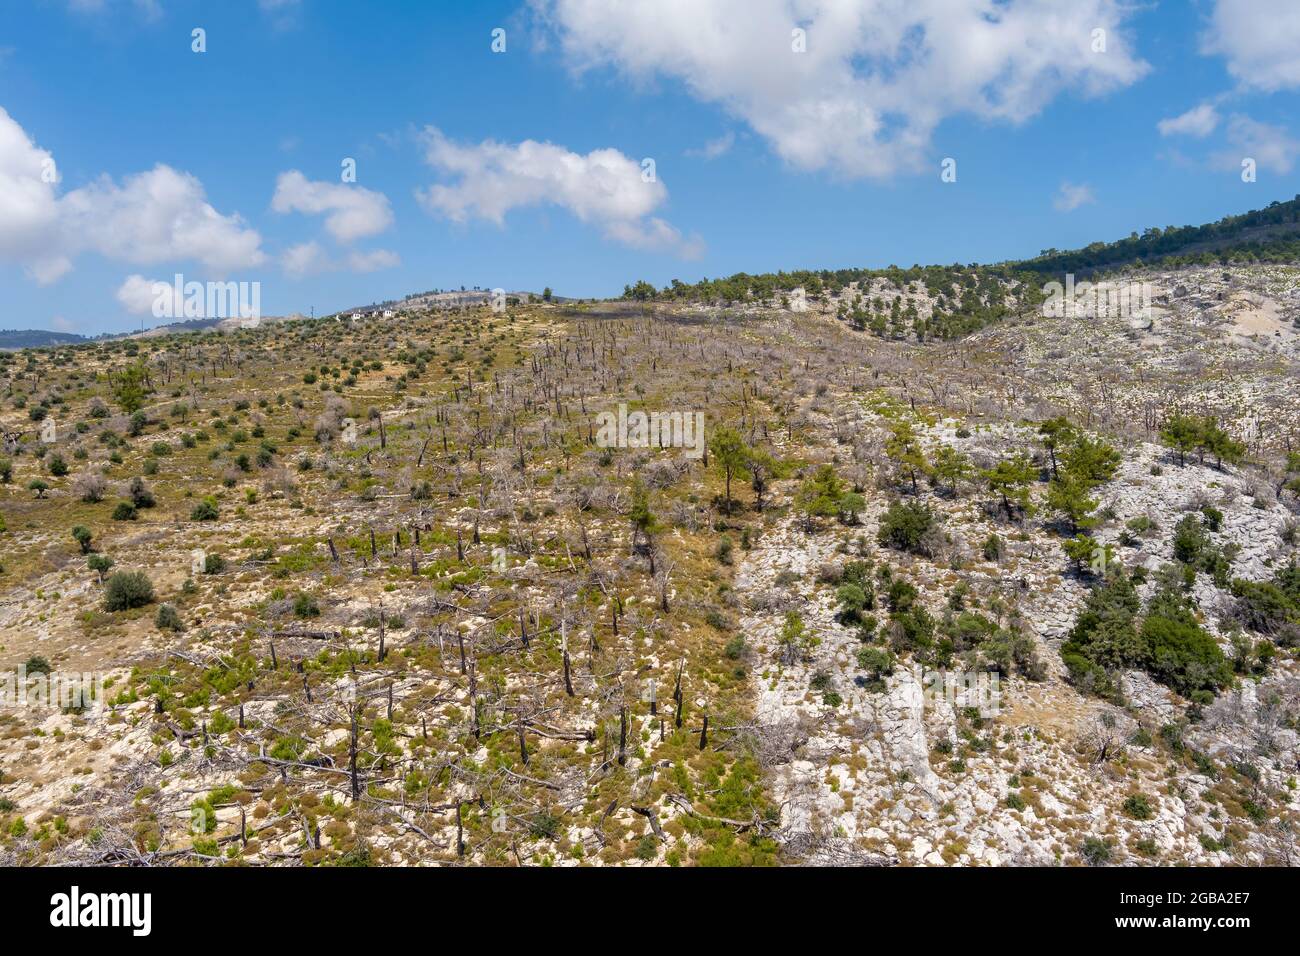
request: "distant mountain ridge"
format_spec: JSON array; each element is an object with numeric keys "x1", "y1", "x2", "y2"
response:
[{"x1": 0, "y1": 329, "x2": 86, "y2": 349}]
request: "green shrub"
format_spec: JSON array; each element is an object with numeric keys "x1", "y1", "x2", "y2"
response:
[
  {"x1": 71, "y1": 525, "x2": 93, "y2": 554},
  {"x1": 104, "y1": 571, "x2": 155, "y2": 611},
  {"x1": 190, "y1": 496, "x2": 219, "y2": 521},
  {"x1": 877, "y1": 500, "x2": 939, "y2": 555},
  {"x1": 1081, "y1": 837, "x2": 1112, "y2": 866},
  {"x1": 87, "y1": 554, "x2": 114, "y2": 580},
  {"x1": 1121, "y1": 794, "x2": 1154, "y2": 820},
  {"x1": 293, "y1": 592, "x2": 321, "y2": 618},
  {"x1": 155, "y1": 604, "x2": 184, "y2": 632},
  {"x1": 1140, "y1": 589, "x2": 1233, "y2": 697}
]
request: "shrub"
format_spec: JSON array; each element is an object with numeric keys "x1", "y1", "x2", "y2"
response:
[
  {"x1": 155, "y1": 604, "x2": 184, "y2": 632},
  {"x1": 190, "y1": 496, "x2": 219, "y2": 521},
  {"x1": 104, "y1": 571, "x2": 155, "y2": 611},
  {"x1": 1122, "y1": 794, "x2": 1154, "y2": 820},
  {"x1": 776, "y1": 610, "x2": 818, "y2": 664},
  {"x1": 129, "y1": 477, "x2": 156, "y2": 508},
  {"x1": 71, "y1": 525, "x2": 93, "y2": 554},
  {"x1": 112, "y1": 501, "x2": 138, "y2": 521},
  {"x1": 877, "y1": 500, "x2": 939, "y2": 555},
  {"x1": 1060, "y1": 573, "x2": 1141, "y2": 699},
  {"x1": 293, "y1": 592, "x2": 321, "y2": 618},
  {"x1": 856, "y1": 646, "x2": 894, "y2": 688},
  {"x1": 1230, "y1": 563, "x2": 1300, "y2": 644},
  {"x1": 87, "y1": 554, "x2": 114, "y2": 580},
  {"x1": 73, "y1": 471, "x2": 108, "y2": 503},
  {"x1": 1140, "y1": 589, "x2": 1233, "y2": 697},
  {"x1": 835, "y1": 583, "x2": 870, "y2": 624},
  {"x1": 1081, "y1": 837, "x2": 1112, "y2": 866},
  {"x1": 1172, "y1": 514, "x2": 1209, "y2": 565}
]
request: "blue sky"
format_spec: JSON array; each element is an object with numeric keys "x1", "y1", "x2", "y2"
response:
[{"x1": 1, "y1": 0, "x2": 1298, "y2": 334}]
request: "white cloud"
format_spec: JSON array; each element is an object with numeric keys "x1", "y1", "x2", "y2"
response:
[
  {"x1": 272, "y1": 170, "x2": 394, "y2": 243},
  {"x1": 1202, "y1": 0, "x2": 1300, "y2": 93},
  {"x1": 346, "y1": 248, "x2": 400, "y2": 272},
  {"x1": 281, "y1": 241, "x2": 399, "y2": 279},
  {"x1": 686, "y1": 131, "x2": 735, "y2": 160},
  {"x1": 61, "y1": 165, "x2": 266, "y2": 273},
  {"x1": 417, "y1": 127, "x2": 702, "y2": 258},
  {"x1": 28, "y1": 258, "x2": 74, "y2": 285},
  {"x1": 282, "y1": 241, "x2": 330, "y2": 279},
  {"x1": 1157, "y1": 103, "x2": 1220, "y2": 138},
  {"x1": 1053, "y1": 181, "x2": 1096, "y2": 212},
  {"x1": 0, "y1": 106, "x2": 265, "y2": 283},
  {"x1": 531, "y1": 0, "x2": 1149, "y2": 179},
  {"x1": 1214, "y1": 114, "x2": 1299, "y2": 174},
  {"x1": 116, "y1": 273, "x2": 172, "y2": 315},
  {"x1": 0, "y1": 107, "x2": 61, "y2": 266}
]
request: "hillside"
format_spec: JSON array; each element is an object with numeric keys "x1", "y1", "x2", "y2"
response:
[
  {"x1": 0, "y1": 259, "x2": 1297, "y2": 867},
  {"x1": 624, "y1": 196, "x2": 1300, "y2": 343},
  {"x1": 0, "y1": 330, "x2": 86, "y2": 351}
]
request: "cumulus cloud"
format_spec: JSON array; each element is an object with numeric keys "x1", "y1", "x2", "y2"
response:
[
  {"x1": 272, "y1": 170, "x2": 395, "y2": 243},
  {"x1": 530, "y1": 0, "x2": 1149, "y2": 179},
  {"x1": 1202, "y1": 0, "x2": 1300, "y2": 92},
  {"x1": 1214, "y1": 114, "x2": 1299, "y2": 174},
  {"x1": 0, "y1": 106, "x2": 62, "y2": 275},
  {"x1": 1157, "y1": 103, "x2": 1220, "y2": 138},
  {"x1": 417, "y1": 127, "x2": 702, "y2": 258},
  {"x1": 115, "y1": 273, "x2": 173, "y2": 316},
  {"x1": 0, "y1": 106, "x2": 265, "y2": 284},
  {"x1": 61, "y1": 165, "x2": 266, "y2": 272}
]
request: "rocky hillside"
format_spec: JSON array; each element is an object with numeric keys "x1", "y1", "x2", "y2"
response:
[{"x1": 0, "y1": 264, "x2": 1296, "y2": 867}]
